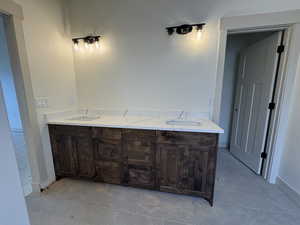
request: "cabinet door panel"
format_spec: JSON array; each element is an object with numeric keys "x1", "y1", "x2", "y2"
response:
[
  {"x1": 158, "y1": 144, "x2": 206, "y2": 193},
  {"x1": 158, "y1": 144, "x2": 183, "y2": 192},
  {"x1": 74, "y1": 136, "x2": 95, "y2": 178},
  {"x1": 95, "y1": 161, "x2": 122, "y2": 184},
  {"x1": 178, "y1": 147, "x2": 194, "y2": 190},
  {"x1": 51, "y1": 135, "x2": 77, "y2": 177},
  {"x1": 193, "y1": 147, "x2": 217, "y2": 195},
  {"x1": 193, "y1": 150, "x2": 209, "y2": 192}
]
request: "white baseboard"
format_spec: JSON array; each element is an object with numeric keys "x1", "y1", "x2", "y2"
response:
[
  {"x1": 218, "y1": 143, "x2": 229, "y2": 149},
  {"x1": 31, "y1": 182, "x2": 41, "y2": 193},
  {"x1": 31, "y1": 176, "x2": 56, "y2": 193},
  {"x1": 277, "y1": 177, "x2": 300, "y2": 207}
]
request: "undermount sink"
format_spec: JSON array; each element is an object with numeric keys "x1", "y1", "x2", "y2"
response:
[
  {"x1": 166, "y1": 120, "x2": 202, "y2": 126},
  {"x1": 68, "y1": 115, "x2": 100, "y2": 121}
]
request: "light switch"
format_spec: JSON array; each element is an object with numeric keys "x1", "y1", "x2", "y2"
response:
[{"x1": 36, "y1": 98, "x2": 49, "y2": 108}]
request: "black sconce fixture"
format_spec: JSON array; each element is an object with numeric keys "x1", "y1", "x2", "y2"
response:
[
  {"x1": 72, "y1": 35, "x2": 101, "y2": 51},
  {"x1": 166, "y1": 23, "x2": 205, "y2": 37}
]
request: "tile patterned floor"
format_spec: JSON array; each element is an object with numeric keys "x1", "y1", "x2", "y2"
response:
[
  {"x1": 26, "y1": 150, "x2": 300, "y2": 225},
  {"x1": 12, "y1": 131, "x2": 32, "y2": 196}
]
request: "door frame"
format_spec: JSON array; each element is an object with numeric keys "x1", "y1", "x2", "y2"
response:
[
  {"x1": 0, "y1": 0, "x2": 44, "y2": 192},
  {"x1": 213, "y1": 10, "x2": 300, "y2": 183}
]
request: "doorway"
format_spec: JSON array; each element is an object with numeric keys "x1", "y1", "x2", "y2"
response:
[
  {"x1": 220, "y1": 29, "x2": 287, "y2": 176},
  {"x1": 0, "y1": 14, "x2": 32, "y2": 196}
]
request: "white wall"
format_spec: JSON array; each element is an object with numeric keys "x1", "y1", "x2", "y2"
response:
[
  {"x1": 278, "y1": 58, "x2": 300, "y2": 195},
  {"x1": 0, "y1": 16, "x2": 22, "y2": 130},
  {"x1": 68, "y1": 0, "x2": 300, "y2": 114},
  {"x1": 68, "y1": 0, "x2": 220, "y2": 113},
  {"x1": 14, "y1": 0, "x2": 77, "y2": 113},
  {"x1": 12, "y1": 0, "x2": 77, "y2": 186},
  {"x1": 0, "y1": 84, "x2": 30, "y2": 225}
]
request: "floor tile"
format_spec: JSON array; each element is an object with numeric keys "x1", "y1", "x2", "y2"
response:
[
  {"x1": 114, "y1": 211, "x2": 163, "y2": 225},
  {"x1": 26, "y1": 149, "x2": 300, "y2": 225}
]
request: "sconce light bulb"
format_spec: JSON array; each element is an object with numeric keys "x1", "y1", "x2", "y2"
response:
[
  {"x1": 95, "y1": 41, "x2": 100, "y2": 49},
  {"x1": 90, "y1": 44, "x2": 94, "y2": 52},
  {"x1": 73, "y1": 39, "x2": 80, "y2": 51},
  {"x1": 85, "y1": 42, "x2": 90, "y2": 49},
  {"x1": 196, "y1": 29, "x2": 203, "y2": 40},
  {"x1": 74, "y1": 43, "x2": 79, "y2": 51}
]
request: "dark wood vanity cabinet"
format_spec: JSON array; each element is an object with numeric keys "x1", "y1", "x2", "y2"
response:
[
  {"x1": 48, "y1": 125, "x2": 218, "y2": 206},
  {"x1": 49, "y1": 126, "x2": 95, "y2": 178}
]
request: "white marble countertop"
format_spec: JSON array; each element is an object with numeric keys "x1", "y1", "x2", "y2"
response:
[{"x1": 46, "y1": 110, "x2": 224, "y2": 134}]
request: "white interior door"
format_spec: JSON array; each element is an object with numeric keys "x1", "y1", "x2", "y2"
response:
[{"x1": 230, "y1": 31, "x2": 283, "y2": 174}]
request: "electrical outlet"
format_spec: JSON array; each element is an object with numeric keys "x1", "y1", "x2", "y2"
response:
[{"x1": 36, "y1": 98, "x2": 49, "y2": 108}]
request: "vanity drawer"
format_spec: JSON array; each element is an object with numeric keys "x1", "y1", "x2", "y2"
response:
[
  {"x1": 125, "y1": 164, "x2": 155, "y2": 188},
  {"x1": 123, "y1": 138, "x2": 156, "y2": 166},
  {"x1": 91, "y1": 127, "x2": 122, "y2": 140},
  {"x1": 49, "y1": 125, "x2": 90, "y2": 137},
  {"x1": 93, "y1": 138, "x2": 122, "y2": 161},
  {"x1": 102, "y1": 128, "x2": 122, "y2": 140},
  {"x1": 123, "y1": 129, "x2": 156, "y2": 141},
  {"x1": 157, "y1": 131, "x2": 217, "y2": 146}
]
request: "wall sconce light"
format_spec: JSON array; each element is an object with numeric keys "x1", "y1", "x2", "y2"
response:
[
  {"x1": 72, "y1": 35, "x2": 101, "y2": 51},
  {"x1": 166, "y1": 23, "x2": 205, "y2": 38}
]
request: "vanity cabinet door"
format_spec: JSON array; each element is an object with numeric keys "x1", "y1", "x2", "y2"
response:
[
  {"x1": 49, "y1": 130, "x2": 78, "y2": 177},
  {"x1": 157, "y1": 143, "x2": 189, "y2": 193},
  {"x1": 159, "y1": 144, "x2": 209, "y2": 194},
  {"x1": 192, "y1": 146, "x2": 214, "y2": 194},
  {"x1": 49, "y1": 125, "x2": 94, "y2": 178},
  {"x1": 157, "y1": 143, "x2": 215, "y2": 196},
  {"x1": 73, "y1": 136, "x2": 95, "y2": 178}
]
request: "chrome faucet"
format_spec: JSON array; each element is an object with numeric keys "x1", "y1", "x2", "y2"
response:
[
  {"x1": 178, "y1": 111, "x2": 185, "y2": 120},
  {"x1": 123, "y1": 109, "x2": 128, "y2": 118}
]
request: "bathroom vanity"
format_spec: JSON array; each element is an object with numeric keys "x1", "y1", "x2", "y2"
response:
[{"x1": 47, "y1": 115, "x2": 222, "y2": 206}]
